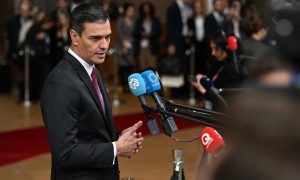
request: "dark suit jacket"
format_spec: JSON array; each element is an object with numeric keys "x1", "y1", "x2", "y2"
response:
[
  {"x1": 204, "y1": 13, "x2": 223, "y2": 40},
  {"x1": 41, "y1": 52, "x2": 119, "y2": 180},
  {"x1": 166, "y1": 2, "x2": 187, "y2": 62},
  {"x1": 6, "y1": 15, "x2": 22, "y2": 60}
]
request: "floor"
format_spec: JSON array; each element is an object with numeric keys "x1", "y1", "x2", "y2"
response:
[{"x1": 0, "y1": 88, "x2": 205, "y2": 180}]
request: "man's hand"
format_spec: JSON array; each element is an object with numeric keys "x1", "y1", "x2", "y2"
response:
[{"x1": 116, "y1": 121, "x2": 144, "y2": 158}]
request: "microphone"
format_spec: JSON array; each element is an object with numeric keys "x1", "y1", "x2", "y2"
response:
[
  {"x1": 140, "y1": 70, "x2": 178, "y2": 136},
  {"x1": 128, "y1": 73, "x2": 160, "y2": 135},
  {"x1": 227, "y1": 36, "x2": 240, "y2": 75},
  {"x1": 200, "y1": 77, "x2": 229, "y2": 108},
  {"x1": 171, "y1": 148, "x2": 185, "y2": 180},
  {"x1": 200, "y1": 127, "x2": 225, "y2": 155},
  {"x1": 140, "y1": 67, "x2": 164, "y2": 97}
]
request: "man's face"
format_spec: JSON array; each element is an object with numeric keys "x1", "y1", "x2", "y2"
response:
[
  {"x1": 214, "y1": 0, "x2": 225, "y2": 12},
  {"x1": 71, "y1": 21, "x2": 111, "y2": 65},
  {"x1": 20, "y1": 2, "x2": 31, "y2": 18},
  {"x1": 57, "y1": 0, "x2": 68, "y2": 9}
]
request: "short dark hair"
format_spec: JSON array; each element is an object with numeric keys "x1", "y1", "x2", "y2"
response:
[
  {"x1": 247, "y1": 14, "x2": 268, "y2": 35},
  {"x1": 69, "y1": 2, "x2": 109, "y2": 36},
  {"x1": 211, "y1": 30, "x2": 228, "y2": 52}
]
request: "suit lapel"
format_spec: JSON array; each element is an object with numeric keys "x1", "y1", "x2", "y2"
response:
[
  {"x1": 96, "y1": 70, "x2": 116, "y2": 140},
  {"x1": 65, "y1": 53, "x2": 114, "y2": 139}
]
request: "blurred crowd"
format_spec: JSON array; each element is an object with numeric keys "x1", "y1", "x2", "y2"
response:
[
  {"x1": 2, "y1": 0, "x2": 300, "y2": 179},
  {"x1": 3, "y1": 0, "x2": 299, "y2": 102}
]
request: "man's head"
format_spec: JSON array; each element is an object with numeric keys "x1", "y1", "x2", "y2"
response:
[
  {"x1": 19, "y1": 0, "x2": 32, "y2": 18},
  {"x1": 56, "y1": 0, "x2": 69, "y2": 10},
  {"x1": 247, "y1": 14, "x2": 268, "y2": 40},
  {"x1": 69, "y1": 3, "x2": 111, "y2": 65},
  {"x1": 213, "y1": 0, "x2": 225, "y2": 13}
]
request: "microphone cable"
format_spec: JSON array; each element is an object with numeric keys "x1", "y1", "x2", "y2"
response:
[{"x1": 170, "y1": 135, "x2": 200, "y2": 143}]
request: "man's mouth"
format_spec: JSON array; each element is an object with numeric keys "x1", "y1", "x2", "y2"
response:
[{"x1": 96, "y1": 52, "x2": 106, "y2": 58}]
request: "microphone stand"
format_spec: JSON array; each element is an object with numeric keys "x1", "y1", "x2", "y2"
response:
[
  {"x1": 232, "y1": 50, "x2": 239, "y2": 76},
  {"x1": 112, "y1": 47, "x2": 121, "y2": 106},
  {"x1": 162, "y1": 99, "x2": 226, "y2": 117},
  {"x1": 142, "y1": 104, "x2": 224, "y2": 131},
  {"x1": 188, "y1": 44, "x2": 196, "y2": 105}
]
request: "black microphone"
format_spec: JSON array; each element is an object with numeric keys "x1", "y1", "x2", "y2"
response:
[
  {"x1": 128, "y1": 73, "x2": 160, "y2": 135},
  {"x1": 200, "y1": 77, "x2": 229, "y2": 108},
  {"x1": 141, "y1": 70, "x2": 178, "y2": 136}
]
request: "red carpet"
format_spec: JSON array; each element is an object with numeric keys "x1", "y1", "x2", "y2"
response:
[{"x1": 0, "y1": 112, "x2": 199, "y2": 167}]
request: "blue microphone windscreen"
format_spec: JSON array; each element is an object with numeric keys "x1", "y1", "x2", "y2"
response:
[
  {"x1": 128, "y1": 73, "x2": 146, "y2": 96},
  {"x1": 200, "y1": 77, "x2": 214, "y2": 90},
  {"x1": 141, "y1": 70, "x2": 161, "y2": 94}
]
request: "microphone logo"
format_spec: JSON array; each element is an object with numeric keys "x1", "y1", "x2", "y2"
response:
[
  {"x1": 129, "y1": 78, "x2": 140, "y2": 90},
  {"x1": 148, "y1": 73, "x2": 160, "y2": 86},
  {"x1": 201, "y1": 133, "x2": 214, "y2": 147}
]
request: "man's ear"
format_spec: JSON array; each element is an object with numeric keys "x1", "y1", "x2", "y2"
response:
[{"x1": 70, "y1": 29, "x2": 79, "y2": 45}]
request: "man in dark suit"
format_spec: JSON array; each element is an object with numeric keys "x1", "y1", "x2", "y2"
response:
[
  {"x1": 41, "y1": 3, "x2": 144, "y2": 180},
  {"x1": 6, "y1": 0, "x2": 32, "y2": 61},
  {"x1": 166, "y1": 0, "x2": 192, "y2": 65},
  {"x1": 204, "y1": 0, "x2": 226, "y2": 40},
  {"x1": 6, "y1": 0, "x2": 32, "y2": 101},
  {"x1": 166, "y1": 0, "x2": 192, "y2": 98}
]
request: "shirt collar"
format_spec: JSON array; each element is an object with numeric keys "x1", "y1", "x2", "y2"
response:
[
  {"x1": 176, "y1": 0, "x2": 184, "y2": 9},
  {"x1": 68, "y1": 48, "x2": 94, "y2": 79}
]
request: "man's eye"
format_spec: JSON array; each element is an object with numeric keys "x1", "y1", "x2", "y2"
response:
[
  {"x1": 105, "y1": 36, "x2": 111, "y2": 40},
  {"x1": 90, "y1": 37, "x2": 99, "y2": 41}
]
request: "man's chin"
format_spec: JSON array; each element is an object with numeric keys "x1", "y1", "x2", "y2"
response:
[{"x1": 94, "y1": 58, "x2": 105, "y2": 64}]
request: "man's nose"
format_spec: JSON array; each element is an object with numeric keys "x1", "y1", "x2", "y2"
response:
[{"x1": 100, "y1": 38, "x2": 109, "y2": 49}]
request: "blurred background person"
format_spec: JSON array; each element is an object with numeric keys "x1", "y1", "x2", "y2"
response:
[
  {"x1": 204, "y1": 88, "x2": 300, "y2": 180},
  {"x1": 190, "y1": 30, "x2": 246, "y2": 110},
  {"x1": 6, "y1": 0, "x2": 33, "y2": 63},
  {"x1": 25, "y1": 14, "x2": 55, "y2": 101},
  {"x1": 100, "y1": 0, "x2": 120, "y2": 21},
  {"x1": 241, "y1": 13, "x2": 270, "y2": 58},
  {"x1": 51, "y1": 0, "x2": 71, "y2": 21},
  {"x1": 6, "y1": 0, "x2": 33, "y2": 101},
  {"x1": 203, "y1": 0, "x2": 227, "y2": 90},
  {"x1": 133, "y1": 1, "x2": 161, "y2": 71},
  {"x1": 53, "y1": 11, "x2": 70, "y2": 67},
  {"x1": 166, "y1": 0, "x2": 193, "y2": 98},
  {"x1": 223, "y1": 0, "x2": 246, "y2": 40},
  {"x1": 204, "y1": 0, "x2": 226, "y2": 41},
  {"x1": 247, "y1": 48, "x2": 296, "y2": 87},
  {"x1": 187, "y1": 0, "x2": 206, "y2": 75},
  {"x1": 115, "y1": 3, "x2": 136, "y2": 93}
]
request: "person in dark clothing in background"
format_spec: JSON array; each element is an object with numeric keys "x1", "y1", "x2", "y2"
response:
[
  {"x1": 6, "y1": 0, "x2": 33, "y2": 101},
  {"x1": 133, "y1": 1, "x2": 161, "y2": 71},
  {"x1": 204, "y1": 0, "x2": 226, "y2": 41},
  {"x1": 115, "y1": 3, "x2": 136, "y2": 93},
  {"x1": 6, "y1": 0, "x2": 32, "y2": 62},
  {"x1": 241, "y1": 14, "x2": 269, "y2": 58},
  {"x1": 166, "y1": 0, "x2": 193, "y2": 98},
  {"x1": 26, "y1": 14, "x2": 55, "y2": 100},
  {"x1": 190, "y1": 30, "x2": 246, "y2": 110},
  {"x1": 187, "y1": 0, "x2": 206, "y2": 74}
]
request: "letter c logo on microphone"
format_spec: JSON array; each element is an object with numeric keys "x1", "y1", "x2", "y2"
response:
[
  {"x1": 201, "y1": 133, "x2": 214, "y2": 146},
  {"x1": 129, "y1": 78, "x2": 139, "y2": 90}
]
